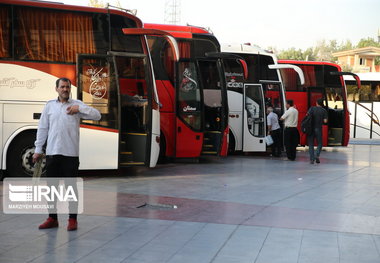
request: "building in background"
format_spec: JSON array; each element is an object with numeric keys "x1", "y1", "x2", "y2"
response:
[{"x1": 333, "y1": 47, "x2": 380, "y2": 73}]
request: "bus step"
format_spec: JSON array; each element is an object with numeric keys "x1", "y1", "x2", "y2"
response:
[
  {"x1": 201, "y1": 151, "x2": 218, "y2": 155},
  {"x1": 204, "y1": 131, "x2": 222, "y2": 134},
  {"x1": 121, "y1": 132, "x2": 148, "y2": 136},
  {"x1": 120, "y1": 141, "x2": 126, "y2": 151},
  {"x1": 120, "y1": 161, "x2": 145, "y2": 166},
  {"x1": 120, "y1": 151, "x2": 133, "y2": 163},
  {"x1": 328, "y1": 143, "x2": 341, "y2": 146},
  {"x1": 203, "y1": 144, "x2": 214, "y2": 148}
]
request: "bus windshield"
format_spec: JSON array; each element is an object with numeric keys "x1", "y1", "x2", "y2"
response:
[{"x1": 240, "y1": 54, "x2": 279, "y2": 83}]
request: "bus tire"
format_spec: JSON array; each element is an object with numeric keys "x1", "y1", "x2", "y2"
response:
[
  {"x1": 6, "y1": 131, "x2": 46, "y2": 177},
  {"x1": 228, "y1": 131, "x2": 236, "y2": 155},
  {"x1": 158, "y1": 132, "x2": 168, "y2": 164}
]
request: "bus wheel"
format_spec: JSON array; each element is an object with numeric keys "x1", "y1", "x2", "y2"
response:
[
  {"x1": 158, "y1": 132, "x2": 168, "y2": 164},
  {"x1": 6, "y1": 133, "x2": 46, "y2": 177},
  {"x1": 228, "y1": 132, "x2": 236, "y2": 155}
]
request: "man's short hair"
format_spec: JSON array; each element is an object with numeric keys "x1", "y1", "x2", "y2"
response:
[
  {"x1": 286, "y1": 100, "x2": 294, "y2": 106},
  {"x1": 56, "y1": 77, "x2": 71, "y2": 88},
  {"x1": 267, "y1": 106, "x2": 274, "y2": 112},
  {"x1": 317, "y1": 98, "x2": 324, "y2": 106}
]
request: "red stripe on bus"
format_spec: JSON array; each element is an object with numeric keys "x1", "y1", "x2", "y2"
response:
[{"x1": 80, "y1": 124, "x2": 118, "y2": 133}]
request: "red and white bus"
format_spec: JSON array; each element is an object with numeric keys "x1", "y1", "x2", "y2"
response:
[
  {"x1": 144, "y1": 24, "x2": 229, "y2": 159},
  {"x1": 279, "y1": 60, "x2": 361, "y2": 146},
  {"x1": 0, "y1": 0, "x2": 173, "y2": 177},
  {"x1": 221, "y1": 44, "x2": 304, "y2": 153}
]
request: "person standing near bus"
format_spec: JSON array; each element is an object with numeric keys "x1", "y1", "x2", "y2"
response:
[
  {"x1": 307, "y1": 98, "x2": 328, "y2": 164},
  {"x1": 280, "y1": 100, "x2": 299, "y2": 161},
  {"x1": 266, "y1": 106, "x2": 282, "y2": 157},
  {"x1": 32, "y1": 77, "x2": 101, "y2": 231}
]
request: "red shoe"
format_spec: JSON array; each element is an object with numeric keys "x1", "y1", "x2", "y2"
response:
[
  {"x1": 67, "y1": 218, "x2": 77, "y2": 231},
  {"x1": 39, "y1": 217, "x2": 59, "y2": 229}
]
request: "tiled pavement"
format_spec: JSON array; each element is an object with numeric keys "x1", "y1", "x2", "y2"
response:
[{"x1": 1, "y1": 144, "x2": 380, "y2": 262}]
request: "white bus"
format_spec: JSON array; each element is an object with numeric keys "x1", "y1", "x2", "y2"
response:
[
  {"x1": 345, "y1": 73, "x2": 380, "y2": 139},
  {"x1": 221, "y1": 44, "x2": 304, "y2": 153},
  {"x1": 0, "y1": 0, "x2": 178, "y2": 177}
]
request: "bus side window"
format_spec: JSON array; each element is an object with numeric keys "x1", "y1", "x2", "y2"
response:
[
  {"x1": 13, "y1": 7, "x2": 110, "y2": 63},
  {"x1": 14, "y1": 7, "x2": 96, "y2": 62},
  {"x1": 0, "y1": 5, "x2": 11, "y2": 58}
]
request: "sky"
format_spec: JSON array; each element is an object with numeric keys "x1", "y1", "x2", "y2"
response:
[{"x1": 48, "y1": 0, "x2": 379, "y2": 50}]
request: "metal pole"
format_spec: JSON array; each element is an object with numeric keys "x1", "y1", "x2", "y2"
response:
[
  {"x1": 370, "y1": 102, "x2": 374, "y2": 139},
  {"x1": 353, "y1": 102, "x2": 357, "y2": 138}
]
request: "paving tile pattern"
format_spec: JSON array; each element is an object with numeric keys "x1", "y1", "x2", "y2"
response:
[{"x1": 1, "y1": 145, "x2": 380, "y2": 262}]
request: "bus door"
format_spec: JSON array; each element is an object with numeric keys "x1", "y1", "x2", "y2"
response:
[
  {"x1": 78, "y1": 53, "x2": 157, "y2": 167},
  {"x1": 77, "y1": 55, "x2": 120, "y2": 169},
  {"x1": 222, "y1": 57, "x2": 248, "y2": 152},
  {"x1": 260, "y1": 81, "x2": 285, "y2": 117},
  {"x1": 329, "y1": 71, "x2": 361, "y2": 146},
  {"x1": 175, "y1": 60, "x2": 203, "y2": 158},
  {"x1": 243, "y1": 84, "x2": 266, "y2": 152},
  {"x1": 325, "y1": 85, "x2": 345, "y2": 146},
  {"x1": 197, "y1": 58, "x2": 228, "y2": 156}
]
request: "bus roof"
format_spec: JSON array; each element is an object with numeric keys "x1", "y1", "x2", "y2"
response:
[
  {"x1": 2, "y1": 0, "x2": 142, "y2": 27},
  {"x1": 279, "y1": 60, "x2": 342, "y2": 70},
  {"x1": 221, "y1": 43, "x2": 278, "y2": 62},
  {"x1": 144, "y1": 23, "x2": 212, "y2": 38}
]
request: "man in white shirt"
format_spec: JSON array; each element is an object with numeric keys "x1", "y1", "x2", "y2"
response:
[
  {"x1": 280, "y1": 100, "x2": 300, "y2": 161},
  {"x1": 266, "y1": 107, "x2": 282, "y2": 157},
  {"x1": 33, "y1": 77, "x2": 101, "y2": 231}
]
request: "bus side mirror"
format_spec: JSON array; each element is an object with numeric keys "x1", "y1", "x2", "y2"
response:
[
  {"x1": 269, "y1": 64, "x2": 305, "y2": 85},
  {"x1": 331, "y1": 71, "x2": 361, "y2": 90},
  {"x1": 238, "y1": 59, "x2": 248, "y2": 80}
]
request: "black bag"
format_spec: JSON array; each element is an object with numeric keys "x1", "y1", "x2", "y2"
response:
[{"x1": 301, "y1": 110, "x2": 313, "y2": 135}]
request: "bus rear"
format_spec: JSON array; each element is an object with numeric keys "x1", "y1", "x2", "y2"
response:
[{"x1": 145, "y1": 24, "x2": 229, "y2": 159}]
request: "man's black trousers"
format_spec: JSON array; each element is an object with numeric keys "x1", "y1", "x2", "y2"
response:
[
  {"x1": 270, "y1": 128, "x2": 282, "y2": 157},
  {"x1": 284, "y1": 127, "x2": 300, "y2": 161},
  {"x1": 46, "y1": 155, "x2": 79, "y2": 220}
]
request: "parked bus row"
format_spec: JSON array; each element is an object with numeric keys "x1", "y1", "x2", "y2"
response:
[{"x1": 0, "y1": 0, "x2": 361, "y2": 178}]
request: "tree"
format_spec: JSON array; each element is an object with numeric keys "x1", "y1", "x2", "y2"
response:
[
  {"x1": 337, "y1": 39, "x2": 354, "y2": 51},
  {"x1": 314, "y1": 39, "x2": 338, "y2": 61},
  {"x1": 304, "y1": 47, "x2": 316, "y2": 61},
  {"x1": 277, "y1": 39, "x2": 342, "y2": 62},
  {"x1": 357, "y1": 37, "x2": 380, "y2": 48},
  {"x1": 278, "y1": 48, "x2": 305, "y2": 60},
  {"x1": 272, "y1": 37, "x2": 380, "y2": 66}
]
